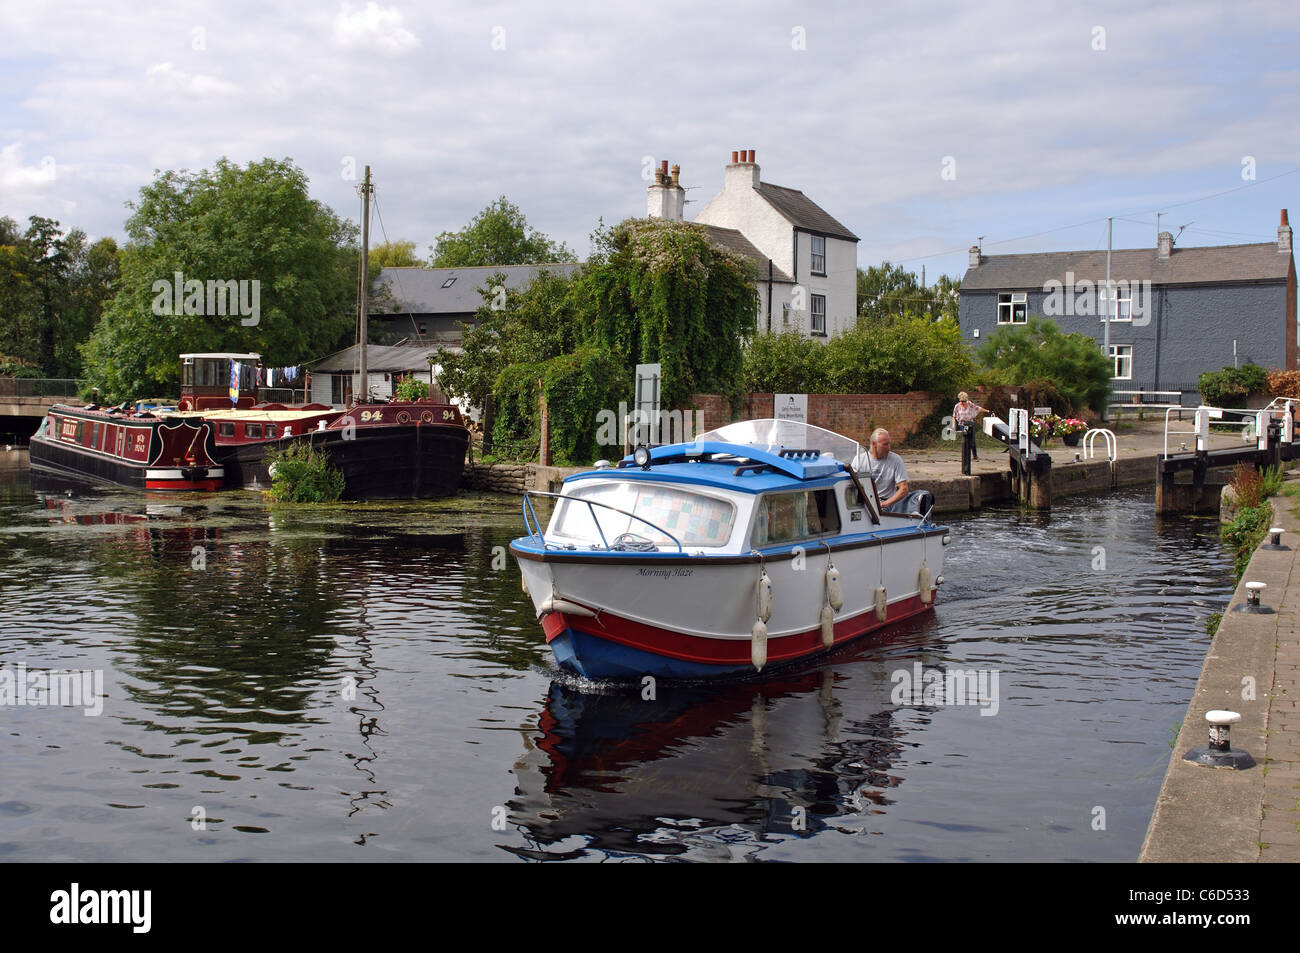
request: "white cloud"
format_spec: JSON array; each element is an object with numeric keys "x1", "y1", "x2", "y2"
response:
[
  {"x1": 144, "y1": 62, "x2": 238, "y2": 96},
  {"x1": 333, "y1": 2, "x2": 419, "y2": 53}
]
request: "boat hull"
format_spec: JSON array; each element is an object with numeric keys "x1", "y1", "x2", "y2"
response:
[
  {"x1": 512, "y1": 527, "x2": 946, "y2": 680},
  {"x1": 217, "y1": 424, "x2": 468, "y2": 499},
  {"x1": 29, "y1": 435, "x2": 223, "y2": 491}
]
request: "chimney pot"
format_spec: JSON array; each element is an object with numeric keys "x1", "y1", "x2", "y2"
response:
[
  {"x1": 670, "y1": 164, "x2": 680, "y2": 187},
  {"x1": 1283, "y1": 209, "x2": 1290, "y2": 227},
  {"x1": 749, "y1": 149, "x2": 756, "y2": 163},
  {"x1": 660, "y1": 160, "x2": 668, "y2": 176},
  {"x1": 731, "y1": 151, "x2": 739, "y2": 163}
]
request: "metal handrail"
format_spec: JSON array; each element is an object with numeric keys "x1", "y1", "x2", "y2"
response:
[
  {"x1": 1083, "y1": 428, "x2": 1117, "y2": 462},
  {"x1": 521, "y1": 489, "x2": 685, "y2": 553}
]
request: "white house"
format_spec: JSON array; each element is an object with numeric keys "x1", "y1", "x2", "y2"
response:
[{"x1": 646, "y1": 149, "x2": 859, "y2": 338}]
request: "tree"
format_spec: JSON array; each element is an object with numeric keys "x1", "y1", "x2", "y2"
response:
[
  {"x1": 82, "y1": 157, "x2": 359, "y2": 401},
  {"x1": 0, "y1": 216, "x2": 117, "y2": 379},
  {"x1": 369, "y1": 240, "x2": 423, "y2": 269},
  {"x1": 581, "y1": 218, "x2": 758, "y2": 409},
  {"x1": 857, "y1": 262, "x2": 960, "y2": 322},
  {"x1": 977, "y1": 316, "x2": 1112, "y2": 413},
  {"x1": 428, "y1": 196, "x2": 575, "y2": 267},
  {"x1": 742, "y1": 329, "x2": 829, "y2": 393}
]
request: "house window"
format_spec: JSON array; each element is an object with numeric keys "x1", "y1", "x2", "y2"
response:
[
  {"x1": 811, "y1": 295, "x2": 826, "y2": 335},
  {"x1": 781, "y1": 303, "x2": 793, "y2": 327},
  {"x1": 810, "y1": 236, "x2": 826, "y2": 275},
  {"x1": 998, "y1": 293, "x2": 1028, "y2": 324},
  {"x1": 441, "y1": 277, "x2": 456, "y2": 288},
  {"x1": 1100, "y1": 286, "x2": 1132, "y2": 322},
  {"x1": 1109, "y1": 345, "x2": 1133, "y2": 380}
]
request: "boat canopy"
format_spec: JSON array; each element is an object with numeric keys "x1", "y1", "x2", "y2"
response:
[{"x1": 697, "y1": 419, "x2": 867, "y2": 471}]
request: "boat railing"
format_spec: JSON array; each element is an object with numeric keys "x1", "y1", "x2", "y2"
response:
[{"x1": 521, "y1": 490, "x2": 685, "y2": 553}]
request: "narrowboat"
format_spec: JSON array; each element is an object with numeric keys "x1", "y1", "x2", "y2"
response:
[
  {"x1": 29, "y1": 404, "x2": 223, "y2": 491},
  {"x1": 172, "y1": 352, "x2": 469, "y2": 499},
  {"x1": 509, "y1": 420, "x2": 949, "y2": 680}
]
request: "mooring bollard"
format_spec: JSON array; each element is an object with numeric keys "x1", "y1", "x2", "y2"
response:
[
  {"x1": 1182, "y1": 710, "x2": 1255, "y2": 769},
  {"x1": 1232, "y1": 581, "x2": 1274, "y2": 614},
  {"x1": 1260, "y1": 527, "x2": 1290, "y2": 551}
]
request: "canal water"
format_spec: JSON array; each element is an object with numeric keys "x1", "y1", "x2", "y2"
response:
[{"x1": 0, "y1": 457, "x2": 1232, "y2": 862}]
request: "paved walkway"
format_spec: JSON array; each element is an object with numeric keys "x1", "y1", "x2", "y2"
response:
[{"x1": 1141, "y1": 476, "x2": 1300, "y2": 862}]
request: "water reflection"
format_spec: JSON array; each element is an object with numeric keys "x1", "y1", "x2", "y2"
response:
[{"x1": 0, "y1": 463, "x2": 1235, "y2": 862}]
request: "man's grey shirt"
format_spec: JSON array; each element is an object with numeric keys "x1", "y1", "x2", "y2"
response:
[{"x1": 867, "y1": 450, "x2": 908, "y2": 500}]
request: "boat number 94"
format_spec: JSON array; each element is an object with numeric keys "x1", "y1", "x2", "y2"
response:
[
  {"x1": 360, "y1": 410, "x2": 383, "y2": 422},
  {"x1": 637, "y1": 568, "x2": 694, "y2": 578}
]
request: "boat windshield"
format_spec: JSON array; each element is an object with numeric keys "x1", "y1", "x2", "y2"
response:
[
  {"x1": 551, "y1": 481, "x2": 737, "y2": 548},
  {"x1": 697, "y1": 419, "x2": 865, "y2": 471}
]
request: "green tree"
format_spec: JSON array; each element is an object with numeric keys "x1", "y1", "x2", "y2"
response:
[
  {"x1": 435, "y1": 267, "x2": 583, "y2": 412},
  {"x1": 977, "y1": 316, "x2": 1112, "y2": 412},
  {"x1": 429, "y1": 196, "x2": 576, "y2": 267},
  {"x1": 857, "y1": 262, "x2": 960, "y2": 322},
  {"x1": 82, "y1": 157, "x2": 359, "y2": 401},
  {"x1": 0, "y1": 216, "x2": 117, "y2": 379},
  {"x1": 369, "y1": 240, "x2": 423, "y2": 269},
  {"x1": 581, "y1": 218, "x2": 758, "y2": 409}
]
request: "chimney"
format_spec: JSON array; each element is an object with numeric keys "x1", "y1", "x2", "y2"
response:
[
  {"x1": 647, "y1": 159, "x2": 684, "y2": 221},
  {"x1": 968, "y1": 245, "x2": 981, "y2": 268},
  {"x1": 1280, "y1": 209, "x2": 1293, "y2": 254},
  {"x1": 725, "y1": 147, "x2": 760, "y2": 191},
  {"x1": 1157, "y1": 231, "x2": 1173, "y2": 259}
]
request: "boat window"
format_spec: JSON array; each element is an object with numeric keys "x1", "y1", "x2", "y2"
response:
[
  {"x1": 91, "y1": 422, "x2": 101, "y2": 448},
  {"x1": 218, "y1": 423, "x2": 235, "y2": 437},
  {"x1": 264, "y1": 424, "x2": 276, "y2": 438},
  {"x1": 554, "y1": 482, "x2": 736, "y2": 548},
  {"x1": 751, "y1": 490, "x2": 841, "y2": 545},
  {"x1": 245, "y1": 423, "x2": 262, "y2": 438}
]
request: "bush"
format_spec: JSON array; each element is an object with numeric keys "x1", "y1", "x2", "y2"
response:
[
  {"x1": 1230, "y1": 461, "x2": 1264, "y2": 509},
  {"x1": 1267, "y1": 368, "x2": 1300, "y2": 399},
  {"x1": 742, "y1": 329, "x2": 829, "y2": 393},
  {"x1": 976, "y1": 317, "x2": 1111, "y2": 412},
  {"x1": 1221, "y1": 503, "x2": 1272, "y2": 580},
  {"x1": 393, "y1": 377, "x2": 429, "y2": 402},
  {"x1": 1198, "y1": 363, "x2": 1268, "y2": 406},
  {"x1": 822, "y1": 313, "x2": 974, "y2": 395},
  {"x1": 266, "y1": 441, "x2": 346, "y2": 503}
]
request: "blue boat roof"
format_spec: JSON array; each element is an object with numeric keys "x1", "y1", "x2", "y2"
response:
[{"x1": 565, "y1": 439, "x2": 851, "y2": 494}]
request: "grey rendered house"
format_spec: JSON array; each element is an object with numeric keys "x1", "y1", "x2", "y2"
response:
[{"x1": 959, "y1": 211, "x2": 1297, "y2": 404}]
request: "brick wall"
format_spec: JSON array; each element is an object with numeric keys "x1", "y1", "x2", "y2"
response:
[{"x1": 685, "y1": 392, "x2": 943, "y2": 446}]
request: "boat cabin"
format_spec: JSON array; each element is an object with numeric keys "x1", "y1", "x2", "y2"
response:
[
  {"x1": 178, "y1": 352, "x2": 262, "y2": 411},
  {"x1": 534, "y1": 421, "x2": 907, "y2": 556}
]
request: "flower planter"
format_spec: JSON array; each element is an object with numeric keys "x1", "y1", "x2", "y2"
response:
[{"x1": 1062, "y1": 433, "x2": 1081, "y2": 447}]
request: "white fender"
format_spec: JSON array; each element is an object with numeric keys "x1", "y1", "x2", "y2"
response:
[
  {"x1": 873, "y1": 586, "x2": 888, "y2": 623},
  {"x1": 539, "y1": 597, "x2": 595, "y2": 617},
  {"x1": 820, "y1": 604, "x2": 835, "y2": 649},
  {"x1": 825, "y1": 566, "x2": 843, "y2": 611},
  {"x1": 757, "y1": 569, "x2": 773, "y2": 623},
  {"x1": 751, "y1": 619, "x2": 768, "y2": 671},
  {"x1": 918, "y1": 565, "x2": 933, "y2": 605}
]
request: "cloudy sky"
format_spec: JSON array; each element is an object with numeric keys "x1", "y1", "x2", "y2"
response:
[{"x1": 2, "y1": 0, "x2": 1297, "y2": 280}]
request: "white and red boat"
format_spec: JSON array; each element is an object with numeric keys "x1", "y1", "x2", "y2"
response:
[
  {"x1": 510, "y1": 420, "x2": 949, "y2": 680},
  {"x1": 29, "y1": 403, "x2": 223, "y2": 491}
]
